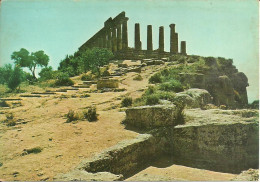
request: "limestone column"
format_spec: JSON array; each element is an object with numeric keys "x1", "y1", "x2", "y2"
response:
[
  {"x1": 169, "y1": 24, "x2": 176, "y2": 53},
  {"x1": 174, "y1": 33, "x2": 178, "y2": 53},
  {"x1": 135, "y1": 23, "x2": 142, "y2": 50},
  {"x1": 147, "y1": 25, "x2": 153, "y2": 51},
  {"x1": 102, "y1": 34, "x2": 106, "y2": 48},
  {"x1": 107, "y1": 28, "x2": 112, "y2": 51},
  {"x1": 112, "y1": 27, "x2": 117, "y2": 52},
  {"x1": 98, "y1": 38, "x2": 102, "y2": 48},
  {"x1": 181, "y1": 41, "x2": 186, "y2": 55},
  {"x1": 117, "y1": 24, "x2": 122, "y2": 51},
  {"x1": 122, "y1": 18, "x2": 129, "y2": 49},
  {"x1": 159, "y1": 26, "x2": 164, "y2": 52}
]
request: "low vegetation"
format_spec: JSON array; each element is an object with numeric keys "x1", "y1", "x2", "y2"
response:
[
  {"x1": 0, "y1": 100, "x2": 10, "y2": 107},
  {"x1": 134, "y1": 86, "x2": 176, "y2": 106},
  {"x1": 83, "y1": 106, "x2": 98, "y2": 122},
  {"x1": 65, "y1": 110, "x2": 79, "y2": 123},
  {"x1": 133, "y1": 74, "x2": 143, "y2": 81},
  {"x1": 121, "y1": 97, "x2": 132, "y2": 107},
  {"x1": 53, "y1": 72, "x2": 74, "y2": 86}
]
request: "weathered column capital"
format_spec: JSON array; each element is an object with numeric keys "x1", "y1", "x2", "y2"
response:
[{"x1": 169, "y1": 24, "x2": 175, "y2": 29}]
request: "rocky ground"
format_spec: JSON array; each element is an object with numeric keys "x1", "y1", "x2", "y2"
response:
[{"x1": 0, "y1": 60, "x2": 258, "y2": 181}]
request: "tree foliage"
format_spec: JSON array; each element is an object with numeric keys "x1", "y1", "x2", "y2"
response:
[
  {"x1": 11, "y1": 48, "x2": 49, "y2": 79},
  {"x1": 58, "y1": 48, "x2": 113, "y2": 77},
  {"x1": 7, "y1": 65, "x2": 24, "y2": 91},
  {"x1": 0, "y1": 64, "x2": 13, "y2": 84}
]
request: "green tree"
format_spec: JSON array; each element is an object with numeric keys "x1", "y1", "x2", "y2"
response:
[
  {"x1": 0, "y1": 64, "x2": 13, "y2": 84},
  {"x1": 11, "y1": 48, "x2": 49, "y2": 79},
  {"x1": 39, "y1": 66, "x2": 54, "y2": 81},
  {"x1": 7, "y1": 65, "x2": 24, "y2": 91},
  {"x1": 82, "y1": 48, "x2": 113, "y2": 76}
]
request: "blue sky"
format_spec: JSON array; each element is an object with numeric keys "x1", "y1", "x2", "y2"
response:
[{"x1": 0, "y1": 0, "x2": 258, "y2": 102}]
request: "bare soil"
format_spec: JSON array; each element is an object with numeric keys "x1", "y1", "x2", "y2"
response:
[{"x1": 0, "y1": 61, "x2": 242, "y2": 181}]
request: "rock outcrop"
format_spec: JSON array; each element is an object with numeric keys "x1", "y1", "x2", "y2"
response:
[
  {"x1": 124, "y1": 105, "x2": 181, "y2": 129},
  {"x1": 174, "y1": 88, "x2": 212, "y2": 108},
  {"x1": 170, "y1": 56, "x2": 249, "y2": 108}
]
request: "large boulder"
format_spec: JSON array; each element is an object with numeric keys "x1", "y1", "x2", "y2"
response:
[
  {"x1": 97, "y1": 79, "x2": 119, "y2": 89},
  {"x1": 125, "y1": 105, "x2": 180, "y2": 129},
  {"x1": 127, "y1": 66, "x2": 141, "y2": 73},
  {"x1": 175, "y1": 89, "x2": 212, "y2": 108}
]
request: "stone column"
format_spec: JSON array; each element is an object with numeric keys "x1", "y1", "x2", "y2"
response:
[
  {"x1": 112, "y1": 27, "x2": 117, "y2": 52},
  {"x1": 147, "y1": 25, "x2": 153, "y2": 51},
  {"x1": 117, "y1": 24, "x2": 122, "y2": 51},
  {"x1": 98, "y1": 38, "x2": 102, "y2": 48},
  {"x1": 169, "y1": 24, "x2": 178, "y2": 53},
  {"x1": 181, "y1": 41, "x2": 186, "y2": 55},
  {"x1": 102, "y1": 34, "x2": 106, "y2": 48},
  {"x1": 159, "y1": 26, "x2": 164, "y2": 52},
  {"x1": 122, "y1": 18, "x2": 129, "y2": 49},
  {"x1": 135, "y1": 23, "x2": 142, "y2": 50},
  {"x1": 107, "y1": 28, "x2": 112, "y2": 50}
]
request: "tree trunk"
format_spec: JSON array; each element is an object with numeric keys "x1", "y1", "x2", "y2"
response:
[{"x1": 32, "y1": 65, "x2": 37, "y2": 79}]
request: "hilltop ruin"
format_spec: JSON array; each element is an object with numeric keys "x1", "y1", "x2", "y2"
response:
[{"x1": 79, "y1": 11, "x2": 187, "y2": 59}]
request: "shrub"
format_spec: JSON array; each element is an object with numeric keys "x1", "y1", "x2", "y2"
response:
[
  {"x1": 81, "y1": 74, "x2": 93, "y2": 81},
  {"x1": 248, "y1": 100, "x2": 259, "y2": 109},
  {"x1": 39, "y1": 66, "x2": 54, "y2": 81},
  {"x1": 145, "y1": 94, "x2": 159, "y2": 105},
  {"x1": 101, "y1": 70, "x2": 110, "y2": 77},
  {"x1": 54, "y1": 72, "x2": 74, "y2": 86},
  {"x1": 158, "y1": 79, "x2": 184, "y2": 92},
  {"x1": 5, "y1": 113, "x2": 14, "y2": 120},
  {"x1": 156, "y1": 91, "x2": 176, "y2": 101},
  {"x1": 133, "y1": 74, "x2": 143, "y2": 81},
  {"x1": 145, "y1": 85, "x2": 156, "y2": 95},
  {"x1": 83, "y1": 106, "x2": 98, "y2": 122},
  {"x1": 121, "y1": 97, "x2": 132, "y2": 107},
  {"x1": 149, "y1": 73, "x2": 162, "y2": 83},
  {"x1": 0, "y1": 64, "x2": 13, "y2": 84},
  {"x1": 6, "y1": 120, "x2": 16, "y2": 126},
  {"x1": 7, "y1": 66, "x2": 24, "y2": 91},
  {"x1": 66, "y1": 110, "x2": 78, "y2": 123},
  {"x1": 81, "y1": 48, "x2": 113, "y2": 76},
  {"x1": 0, "y1": 100, "x2": 10, "y2": 107}
]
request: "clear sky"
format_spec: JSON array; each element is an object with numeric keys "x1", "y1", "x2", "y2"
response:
[{"x1": 0, "y1": 0, "x2": 258, "y2": 102}]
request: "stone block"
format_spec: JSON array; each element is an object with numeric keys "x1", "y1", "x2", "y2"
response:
[
  {"x1": 125, "y1": 105, "x2": 178, "y2": 129},
  {"x1": 118, "y1": 63, "x2": 128, "y2": 68},
  {"x1": 97, "y1": 79, "x2": 119, "y2": 89},
  {"x1": 127, "y1": 66, "x2": 141, "y2": 73}
]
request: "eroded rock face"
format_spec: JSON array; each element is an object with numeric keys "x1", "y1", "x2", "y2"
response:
[
  {"x1": 161, "y1": 109, "x2": 259, "y2": 173},
  {"x1": 97, "y1": 79, "x2": 119, "y2": 89},
  {"x1": 125, "y1": 105, "x2": 179, "y2": 129},
  {"x1": 232, "y1": 169, "x2": 259, "y2": 181},
  {"x1": 177, "y1": 57, "x2": 249, "y2": 108},
  {"x1": 55, "y1": 134, "x2": 165, "y2": 180}
]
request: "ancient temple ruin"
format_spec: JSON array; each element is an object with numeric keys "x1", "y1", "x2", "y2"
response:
[{"x1": 79, "y1": 11, "x2": 187, "y2": 59}]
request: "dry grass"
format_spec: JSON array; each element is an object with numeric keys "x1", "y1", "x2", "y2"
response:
[{"x1": 0, "y1": 62, "x2": 166, "y2": 181}]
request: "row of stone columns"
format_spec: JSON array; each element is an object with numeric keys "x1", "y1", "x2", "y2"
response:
[
  {"x1": 135, "y1": 23, "x2": 186, "y2": 55},
  {"x1": 91, "y1": 21, "x2": 186, "y2": 55},
  {"x1": 93, "y1": 17, "x2": 129, "y2": 52}
]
